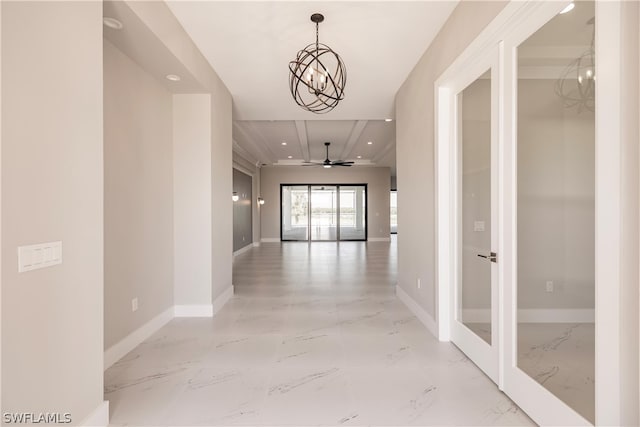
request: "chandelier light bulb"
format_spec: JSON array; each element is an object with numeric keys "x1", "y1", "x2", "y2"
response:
[{"x1": 555, "y1": 17, "x2": 595, "y2": 113}]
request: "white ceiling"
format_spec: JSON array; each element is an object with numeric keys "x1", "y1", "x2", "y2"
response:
[
  {"x1": 233, "y1": 119, "x2": 397, "y2": 173},
  {"x1": 166, "y1": 1, "x2": 458, "y2": 121},
  {"x1": 165, "y1": 1, "x2": 458, "y2": 175}
]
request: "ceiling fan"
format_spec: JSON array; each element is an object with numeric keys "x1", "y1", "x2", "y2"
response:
[{"x1": 303, "y1": 142, "x2": 354, "y2": 168}]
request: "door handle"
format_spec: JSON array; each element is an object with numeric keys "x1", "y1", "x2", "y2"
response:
[{"x1": 477, "y1": 252, "x2": 497, "y2": 263}]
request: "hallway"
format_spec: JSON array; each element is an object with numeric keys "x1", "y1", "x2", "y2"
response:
[{"x1": 105, "y1": 240, "x2": 533, "y2": 426}]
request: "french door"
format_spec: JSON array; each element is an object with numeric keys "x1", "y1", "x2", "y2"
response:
[
  {"x1": 281, "y1": 184, "x2": 367, "y2": 241},
  {"x1": 448, "y1": 51, "x2": 500, "y2": 382},
  {"x1": 437, "y1": 1, "x2": 604, "y2": 425}
]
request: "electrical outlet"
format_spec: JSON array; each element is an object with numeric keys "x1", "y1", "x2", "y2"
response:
[
  {"x1": 417, "y1": 278, "x2": 421, "y2": 289},
  {"x1": 132, "y1": 298, "x2": 139, "y2": 312},
  {"x1": 545, "y1": 281, "x2": 554, "y2": 293},
  {"x1": 243, "y1": 236, "x2": 245, "y2": 241}
]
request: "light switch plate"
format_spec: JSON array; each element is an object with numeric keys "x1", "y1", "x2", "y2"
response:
[
  {"x1": 18, "y1": 241, "x2": 62, "y2": 273},
  {"x1": 474, "y1": 221, "x2": 485, "y2": 232}
]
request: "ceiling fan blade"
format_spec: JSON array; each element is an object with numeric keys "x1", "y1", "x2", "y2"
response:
[{"x1": 301, "y1": 143, "x2": 355, "y2": 167}]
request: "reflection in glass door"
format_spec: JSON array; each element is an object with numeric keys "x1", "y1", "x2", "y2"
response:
[
  {"x1": 310, "y1": 186, "x2": 337, "y2": 241},
  {"x1": 459, "y1": 70, "x2": 493, "y2": 346},
  {"x1": 281, "y1": 185, "x2": 367, "y2": 241},
  {"x1": 450, "y1": 64, "x2": 499, "y2": 382},
  {"x1": 512, "y1": 2, "x2": 595, "y2": 424}
]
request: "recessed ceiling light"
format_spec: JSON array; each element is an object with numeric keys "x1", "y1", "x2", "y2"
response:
[
  {"x1": 559, "y1": 2, "x2": 574, "y2": 14},
  {"x1": 281, "y1": 142, "x2": 287, "y2": 146},
  {"x1": 385, "y1": 118, "x2": 393, "y2": 122},
  {"x1": 367, "y1": 141, "x2": 373, "y2": 145},
  {"x1": 103, "y1": 17, "x2": 124, "y2": 30},
  {"x1": 288, "y1": 155, "x2": 293, "y2": 159},
  {"x1": 357, "y1": 155, "x2": 362, "y2": 159},
  {"x1": 166, "y1": 74, "x2": 181, "y2": 82}
]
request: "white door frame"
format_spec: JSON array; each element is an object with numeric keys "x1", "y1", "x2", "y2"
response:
[
  {"x1": 435, "y1": 1, "x2": 624, "y2": 425},
  {"x1": 437, "y1": 47, "x2": 500, "y2": 383}
]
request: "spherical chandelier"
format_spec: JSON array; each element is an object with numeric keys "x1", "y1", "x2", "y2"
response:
[
  {"x1": 288, "y1": 13, "x2": 346, "y2": 114},
  {"x1": 554, "y1": 17, "x2": 595, "y2": 113}
]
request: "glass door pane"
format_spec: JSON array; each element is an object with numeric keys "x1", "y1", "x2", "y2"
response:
[
  {"x1": 281, "y1": 185, "x2": 309, "y2": 241},
  {"x1": 310, "y1": 185, "x2": 337, "y2": 241},
  {"x1": 339, "y1": 185, "x2": 366, "y2": 240},
  {"x1": 458, "y1": 70, "x2": 493, "y2": 345},
  {"x1": 390, "y1": 190, "x2": 397, "y2": 234},
  {"x1": 516, "y1": 2, "x2": 595, "y2": 423}
]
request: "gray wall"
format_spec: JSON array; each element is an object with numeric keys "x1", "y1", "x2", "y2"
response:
[
  {"x1": 260, "y1": 166, "x2": 390, "y2": 240},
  {"x1": 123, "y1": 1, "x2": 234, "y2": 305},
  {"x1": 104, "y1": 40, "x2": 174, "y2": 349},
  {"x1": 460, "y1": 77, "x2": 491, "y2": 312},
  {"x1": 173, "y1": 94, "x2": 212, "y2": 307},
  {"x1": 233, "y1": 152, "x2": 261, "y2": 246},
  {"x1": 233, "y1": 168, "x2": 253, "y2": 251},
  {"x1": 517, "y1": 79, "x2": 594, "y2": 310},
  {"x1": 459, "y1": 77, "x2": 596, "y2": 312},
  {"x1": 1, "y1": 1, "x2": 104, "y2": 422},
  {"x1": 209, "y1": 91, "x2": 233, "y2": 301},
  {"x1": 395, "y1": 1, "x2": 508, "y2": 318}
]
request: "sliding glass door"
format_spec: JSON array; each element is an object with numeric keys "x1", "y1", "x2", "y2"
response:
[
  {"x1": 281, "y1": 184, "x2": 367, "y2": 241},
  {"x1": 390, "y1": 190, "x2": 398, "y2": 234},
  {"x1": 339, "y1": 186, "x2": 366, "y2": 240},
  {"x1": 281, "y1": 185, "x2": 309, "y2": 240},
  {"x1": 310, "y1": 186, "x2": 338, "y2": 240}
]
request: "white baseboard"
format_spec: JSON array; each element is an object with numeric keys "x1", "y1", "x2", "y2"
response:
[
  {"x1": 212, "y1": 285, "x2": 234, "y2": 315},
  {"x1": 233, "y1": 243, "x2": 254, "y2": 257},
  {"x1": 80, "y1": 400, "x2": 109, "y2": 427},
  {"x1": 519, "y1": 308, "x2": 595, "y2": 323},
  {"x1": 174, "y1": 304, "x2": 213, "y2": 317},
  {"x1": 396, "y1": 285, "x2": 438, "y2": 338},
  {"x1": 253, "y1": 242, "x2": 260, "y2": 247},
  {"x1": 104, "y1": 306, "x2": 173, "y2": 370},
  {"x1": 261, "y1": 237, "x2": 280, "y2": 243},
  {"x1": 368, "y1": 237, "x2": 391, "y2": 242},
  {"x1": 105, "y1": 289, "x2": 234, "y2": 369},
  {"x1": 175, "y1": 286, "x2": 234, "y2": 317},
  {"x1": 460, "y1": 309, "x2": 491, "y2": 323},
  {"x1": 461, "y1": 308, "x2": 594, "y2": 323}
]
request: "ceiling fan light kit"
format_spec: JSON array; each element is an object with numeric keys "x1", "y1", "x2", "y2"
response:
[
  {"x1": 289, "y1": 13, "x2": 347, "y2": 114},
  {"x1": 304, "y1": 142, "x2": 354, "y2": 168}
]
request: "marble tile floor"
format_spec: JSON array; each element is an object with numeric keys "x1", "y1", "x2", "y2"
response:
[{"x1": 105, "y1": 239, "x2": 534, "y2": 426}]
